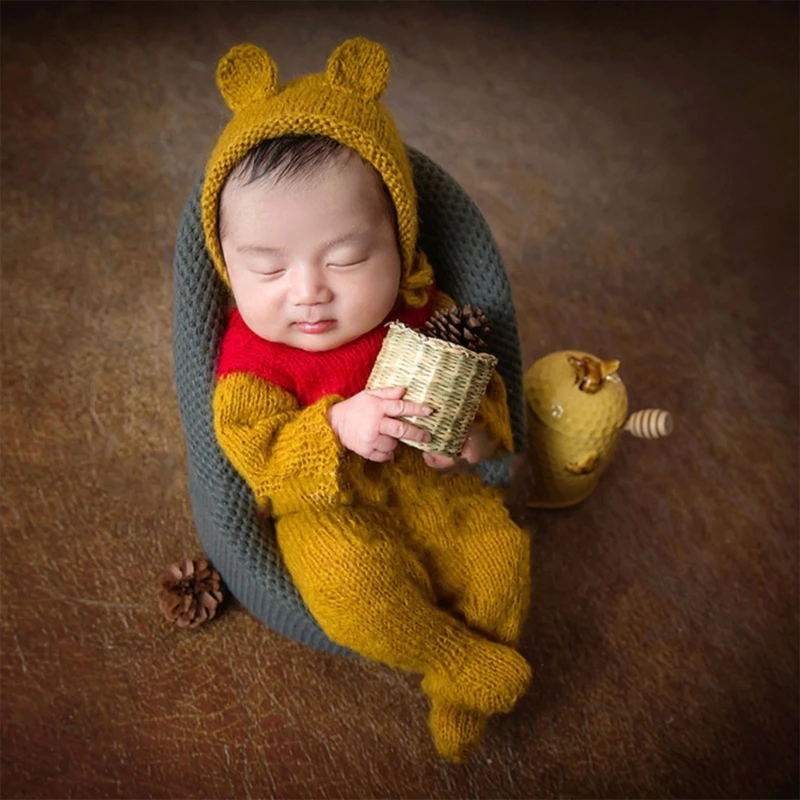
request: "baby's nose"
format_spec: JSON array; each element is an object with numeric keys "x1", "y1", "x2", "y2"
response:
[{"x1": 290, "y1": 264, "x2": 331, "y2": 304}]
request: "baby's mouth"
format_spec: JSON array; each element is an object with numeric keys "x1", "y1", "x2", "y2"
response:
[{"x1": 295, "y1": 320, "x2": 335, "y2": 334}]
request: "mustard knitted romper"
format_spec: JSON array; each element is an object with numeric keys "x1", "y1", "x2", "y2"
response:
[{"x1": 203, "y1": 38, "x2": 532, "y2": 762}]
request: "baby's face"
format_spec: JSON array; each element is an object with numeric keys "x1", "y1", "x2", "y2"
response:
[{"x1": 220, "y1": 150, "x2": 402, "y2": 351}]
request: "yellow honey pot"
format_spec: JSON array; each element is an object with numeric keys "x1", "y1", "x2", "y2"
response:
[{"x1": 523, "y1": 351, "x2": 673, "y2": 509}]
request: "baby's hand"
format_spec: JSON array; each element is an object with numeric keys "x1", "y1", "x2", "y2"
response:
[
  {"x1": 423, "y1": 424, "x2": 496, "y2": 471},
  {"x1": 328, "y1": 386, "x2": 432, "y2": 462}
]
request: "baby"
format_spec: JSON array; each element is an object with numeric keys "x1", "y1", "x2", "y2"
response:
[{"x1": 203, "y1": 37, "x2": 531, "y2": 762}]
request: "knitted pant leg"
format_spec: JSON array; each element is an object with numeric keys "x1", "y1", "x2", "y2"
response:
[
  {"x1": 275, "y1": 504, "x2": 530, "y2": 716},
  {"x1": 397, "y1": 477, "x2": 531, "y2": 762},
  {"x1": 404, "y1": 477, "x2": 531, "y2": 648},
  {"x1": 447, "y1": 490, "x2": 531, "y2": 647}
]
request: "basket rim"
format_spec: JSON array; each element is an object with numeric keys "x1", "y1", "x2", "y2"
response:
[{"x1": 385, "y1": 322, "x2": 498, "y2": 366}]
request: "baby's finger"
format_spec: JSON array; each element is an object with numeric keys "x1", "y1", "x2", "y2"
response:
[
  {"x1": 370, "y1": 434, "x2": 398, "y2": 454},
  {"x1": 365, "y1": 386, "x2": 406, "y2": 400},
  {"x1": 423, "y1": 452, "x2": 457, "y2": 470},
  {"x1": 379, "y1": 417, "x2": 432, "y2": 443},
  {"x1": 383, "y1": 398, "x2": 433, "y2": 419},
  {"x1": 367, "y1": 448, "x2": 395, "y2": 463},
  {"x1": 459, "y1": 436, "x2": 481, "y2": 465}
]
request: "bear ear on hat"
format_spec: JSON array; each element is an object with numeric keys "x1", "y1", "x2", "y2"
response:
[
  {"x1": 326, "y1": 37, "x2": 390, "y2": 101},
  {"x1": 216, "y1": 43, "x2": 279, "y2": 113}
]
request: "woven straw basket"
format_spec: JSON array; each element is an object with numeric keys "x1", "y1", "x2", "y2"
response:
[{"x1": 366, "y1": 322, "x2": 498, "y2": 457}]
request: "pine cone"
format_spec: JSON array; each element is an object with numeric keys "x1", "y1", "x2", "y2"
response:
[
  {"x1": 423, "y1": 303, "x2": 490, "y2": 352},
  {"x1": 156, "y1": 558, "x2": 224, "y2": 629}
]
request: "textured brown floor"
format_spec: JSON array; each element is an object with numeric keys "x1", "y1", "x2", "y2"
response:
[{"x1": 1, "y1": 2, "x2": 798, "y2": 798}]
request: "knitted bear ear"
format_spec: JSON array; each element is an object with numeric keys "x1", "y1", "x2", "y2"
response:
[
  {"x1": 216, "y1": 44, "x2": 279, "y2": 113},
  {"x1": 326, "y1": 37, "x2": 390, "y2": 101}
]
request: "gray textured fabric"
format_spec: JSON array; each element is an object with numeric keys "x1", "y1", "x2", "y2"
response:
[{"x1": 172, "y1": 148, "x2": 526, "y2": 654}]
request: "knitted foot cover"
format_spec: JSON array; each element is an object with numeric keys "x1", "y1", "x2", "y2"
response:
[
  {"x1": 429, "y1": 701, "x2": 489, "y2": 763},
  {"x1": 421, "y1": 639, "x2": 531, "y2": 715}
]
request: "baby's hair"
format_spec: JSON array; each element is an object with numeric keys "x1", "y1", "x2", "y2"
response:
[
  {"x1": 228, "y1": 134, "x2": 348, "y2": 186},
  {"x1": 221, "y1": 134, "x2": 398, "y2": 243}
]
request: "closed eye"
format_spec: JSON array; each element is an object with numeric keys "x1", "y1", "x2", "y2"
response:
[
  {"x1": 257, "y1": 268, "x2": 286, "y2": 279},
  {"x1": 328, "y1": 258, "x2": 368, "y2": 270}
]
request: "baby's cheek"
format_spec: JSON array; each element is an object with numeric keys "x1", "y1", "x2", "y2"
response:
[{"x1": 348, "y1": 292, "x2": 390, "y2": 326}]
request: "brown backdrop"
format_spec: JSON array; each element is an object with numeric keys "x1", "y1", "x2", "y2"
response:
[{"x1": 2, "y1": 2, "x2": 797, "y2": 798}]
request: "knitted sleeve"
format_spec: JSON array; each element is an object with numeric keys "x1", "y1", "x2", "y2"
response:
[
  {"x1": 475, "y1": 370, "x2": 514, "y2": 455},
  {"x1": 433, "y1": 289, "x2": 514, "y2": 455},
  {"x1": 213, "y1": 372, "x2": 345, "y2": 512}
]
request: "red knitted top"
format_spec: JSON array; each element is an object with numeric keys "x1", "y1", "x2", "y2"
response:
[{"x1": 217, "y1": 298, "x2": 433, "y2": 408}]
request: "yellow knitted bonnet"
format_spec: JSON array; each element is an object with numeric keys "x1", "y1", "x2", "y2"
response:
[{"x1": 202, "y1": 37, "x2": 433, "y2": 308}]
